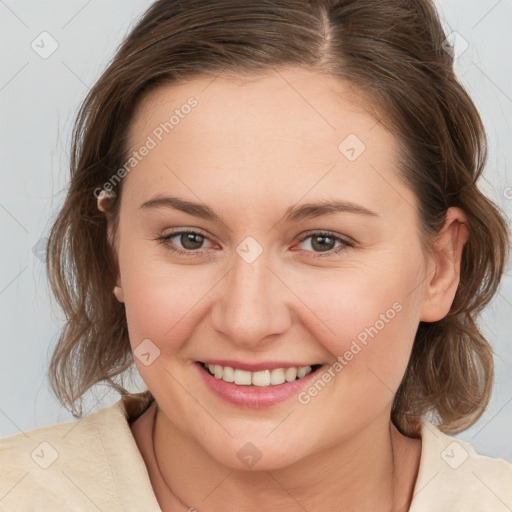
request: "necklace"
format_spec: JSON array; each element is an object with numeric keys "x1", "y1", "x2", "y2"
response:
[
  {"x1": 150, "y1": 403, "x2": 197, "y2": 511},
  {"x1": 150, "y1": 402, "x2": 399, "y2": 512}
]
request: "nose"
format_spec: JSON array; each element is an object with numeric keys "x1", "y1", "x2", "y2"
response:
[{"x1": 211, "y1": 246, "x2": 292, "y2": 348}]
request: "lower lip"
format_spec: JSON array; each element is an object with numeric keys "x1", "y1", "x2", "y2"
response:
[{"x1": 195, "y1": 362, "x2": 321, "y2": 408}]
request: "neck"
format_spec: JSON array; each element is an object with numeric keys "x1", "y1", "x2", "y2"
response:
[{"x1": 144, "y1": 403, "x2": 420, "y2": 512}]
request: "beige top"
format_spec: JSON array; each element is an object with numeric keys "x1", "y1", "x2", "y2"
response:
[{"x1": 1, "y1": 390, "x2": 511, "y2": 511}]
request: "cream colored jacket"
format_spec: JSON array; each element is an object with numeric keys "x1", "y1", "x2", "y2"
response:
[{"x1": 1, "y1": 391, "x2": 511, "y2": 511}]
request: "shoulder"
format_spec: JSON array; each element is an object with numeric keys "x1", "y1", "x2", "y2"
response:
[
  {"x1": 0, "y1": 400, "x2": 123, "y2": 511},
  {"x1": 410, "y1": 420, "x2": 512, "y2": 511}
]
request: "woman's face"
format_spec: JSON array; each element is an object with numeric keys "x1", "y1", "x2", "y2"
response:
[{"x1": 111, "y1": 67, "x2": 453, "y2": 469}]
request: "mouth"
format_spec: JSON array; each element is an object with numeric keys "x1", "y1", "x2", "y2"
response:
[
  {"x1": 197, "y1": 361, "x2": 323, "y2": 388},
  {"x1": 195, "y1": 360, "x2": 325, "y2": 408}
]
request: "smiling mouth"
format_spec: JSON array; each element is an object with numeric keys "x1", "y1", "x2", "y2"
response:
[{"x1": 197, "y1": 361, "x2": 322, "y2": 387}]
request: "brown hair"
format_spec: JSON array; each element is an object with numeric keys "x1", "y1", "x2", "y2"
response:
[{"x1": 46, "y1": 0, "x2": 510, "y2": 435}]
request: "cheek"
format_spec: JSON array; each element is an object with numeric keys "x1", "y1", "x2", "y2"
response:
[
  {"x1": 119, "y1": 242, "x2": 217, "y2": 354},
  {"x1": 291, "y1": 266, "x2": 422, "y2": 435},
  {"x1": 294, "y1": 251, "x2": 424, "y2": 392}
]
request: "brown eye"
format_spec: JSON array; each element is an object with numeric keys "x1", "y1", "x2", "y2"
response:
[
  {"x1": 177, "y1": 232, "x2": 205, "y2": 250},
  {"x1": 296, "y1": 231, "x2": 353, "y2": 257},
  {"x1": 158, "y1": 229, "x2": 214, "y2": 255}
]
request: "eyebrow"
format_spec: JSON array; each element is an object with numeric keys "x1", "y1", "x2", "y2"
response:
[{"x1": 140, "y1": 195, "x2": 380, "y2": 224}]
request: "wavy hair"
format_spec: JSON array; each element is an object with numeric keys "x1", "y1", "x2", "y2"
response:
[{"x1": 46, "y1": 0, "x2": 510, "y2": 434}]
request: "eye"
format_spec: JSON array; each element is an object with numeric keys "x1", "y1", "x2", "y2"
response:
[
  {"x1": 294, "y1": 231, "x2": 353, "y2": 257},
  {"x1": 158, "y1": 229, "x2": 215, "y2": 256}
]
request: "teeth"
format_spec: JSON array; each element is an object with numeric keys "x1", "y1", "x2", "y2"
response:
[
  {"x1": 202, "y1": 363, "x2": 314, "y2": 387},
  {"x1": 285, "y1": 367, "x2": 297, "y2": 382},
  {"x1": 222, "y1": 366, "x2": 235, "y2": 382},
  {"x1": 270, "y1": 368, "x2": 286, "y2": 385},
  {"x1": 252, "y1": 370, "x2": 270, "y2": 387},
  {"x1": 234, "y1": 369, "x2": 252, "y2": 385},
  {"x1": 297, "y1": 367, "x2": 309, "y2": 378}
]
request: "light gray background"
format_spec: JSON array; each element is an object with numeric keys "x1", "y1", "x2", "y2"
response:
[{"x1": 1, "y1": 0, "x2": 511, "y2": 462}]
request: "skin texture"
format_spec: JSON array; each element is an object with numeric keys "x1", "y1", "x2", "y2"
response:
[{"x1": 101, "y1": 67, "x2": 469, "y2": 511}]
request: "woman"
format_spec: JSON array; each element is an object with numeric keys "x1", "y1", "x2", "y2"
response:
[{"x1": 1, "y1": 0, "x2": 511, "y2": 510}]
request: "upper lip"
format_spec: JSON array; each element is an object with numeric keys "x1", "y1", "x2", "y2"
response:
[{"x1": 198, "y1": 360, "x2": 322, "y2": 372}]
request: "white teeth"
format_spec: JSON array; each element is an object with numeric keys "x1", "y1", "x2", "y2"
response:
[
  {"x1": 222, "y1": 366, "x2": 235, "y2": 382},
  {"x1": 234, "y1": 369, "x2": 252, "y2": 386},
  {"x1": 285, "y1": 367, "x2": 297, "y2": 382},
  {"x1": 297, "y1": 366, "x2": 310, "y2": 378},
  {"x1": 270, "y1": 368, "x2": 286, "y2": 385},
  {"x1": 252, "y1": 370, "x2": 271, "y2": 387},
  {"x1": 203, "y1": 363, "x2": 315, "y2": 387}
]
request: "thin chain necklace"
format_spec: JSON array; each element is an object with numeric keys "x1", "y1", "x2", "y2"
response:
[
  {"x1": 150, "y1": 403, "x2": 197, "y2": 511},
  {"x1": 150, "y1": 402, "x2": 399, "y2": 512}
]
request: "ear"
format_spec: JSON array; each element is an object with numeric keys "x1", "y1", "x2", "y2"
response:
[
  {"x1": 113, "y1": 283, "x2": 125, "y2": 303},
  {"x1": 97, "y1": 189, "x2": 115, "y2": 213},
  {"x1": 97, "y1": 191, "x2": 125, "y2": 303},
  {"x1": 109, "y1": 222, "x2": 125, "y2": 303},
  {"x1": 419, "y1": 207, "x2": 469, "y2": 322}
]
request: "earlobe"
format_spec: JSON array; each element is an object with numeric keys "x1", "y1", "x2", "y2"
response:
[
  {"x1": 419, "y1": 207, "x2": 469, "y2": 322},
  {"x1": 97, "y1": 189, "x2": 116, "y2": 213},
  {"x1": 113, "y1": 284, "x2": 125, "y2": 303},
  {"x1": 99, "y1": 197, "x2": 123, "y2": 303}
]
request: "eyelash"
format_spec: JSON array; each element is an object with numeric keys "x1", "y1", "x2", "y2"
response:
[{"x1": 157, "y1": 229, "x2": 353, "y2": 258}]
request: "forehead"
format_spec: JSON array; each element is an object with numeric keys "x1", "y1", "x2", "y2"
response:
[
  {"x1": 123, "y1": 67, "x2": 417, "y2": 219},
  {"x1": 130, "y1": 67, "x2": 385, "y2": 148}
]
